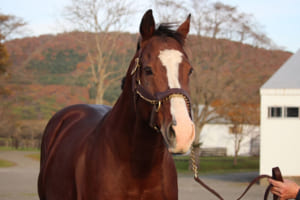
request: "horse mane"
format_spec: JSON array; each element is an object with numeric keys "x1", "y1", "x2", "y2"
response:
[
  {"x1": 154, "y1": 23, "x2": 185, "y2": 46},
  {"x1": 136, "y1": 23, "x2": 185, "y2": 52}
]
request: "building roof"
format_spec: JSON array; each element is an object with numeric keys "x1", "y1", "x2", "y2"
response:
[{"x1": 261, "y1": 49, "x2": 300, "y2": 89}]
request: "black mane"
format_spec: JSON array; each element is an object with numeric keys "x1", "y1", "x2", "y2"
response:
[
  {"x1": 154, "y1": 23, "x2": 184, "y2": 46},
  {"x1": 136, "y1": 23, "x2": 185, "y2": 51}
]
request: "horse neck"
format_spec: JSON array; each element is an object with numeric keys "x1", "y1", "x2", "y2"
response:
[
  {"x1": 105, "y1": 73, "x2": 168, "y2": 175},
  {"x1": 130, "y1": 117, "x2": 167, "y2": 178}
]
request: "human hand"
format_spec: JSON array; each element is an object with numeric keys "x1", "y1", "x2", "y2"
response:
[{"x1": 269, "y1": 178, "x2": 300, "y2": 200}]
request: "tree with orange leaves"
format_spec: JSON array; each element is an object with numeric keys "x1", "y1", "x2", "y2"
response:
[
  {"x1": 0, "y1": 13, "x2": 26, "y2": 145},
  {"x1": 0, "y1": 12, "x2": 26, "y2": 76},
  {"x1": 0, "y1": 40, "x2": 9, "y2": 75}
]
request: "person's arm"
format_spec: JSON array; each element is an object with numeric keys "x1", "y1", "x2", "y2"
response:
[
  {"x1": 296, "y1": 188, "x2": 300, "y2": 200},
  {"x1": 269, "y1": 179, "x2": 300, "y2": 199}
]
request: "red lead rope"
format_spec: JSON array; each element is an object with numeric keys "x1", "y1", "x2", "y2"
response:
[{"x1": 193, "y1": 167, "x2": 283, "y2": 200}]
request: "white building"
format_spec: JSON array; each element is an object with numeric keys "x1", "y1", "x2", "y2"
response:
[
  {"x1": 200, "y1": 124, "x2": 260, "y2": 156},
  {"x1": 197, "y1": 104, "x2": 260, "y2": 157},
  {"x1": 260, "y1": 49, "x2": 300, "y2": 176}
]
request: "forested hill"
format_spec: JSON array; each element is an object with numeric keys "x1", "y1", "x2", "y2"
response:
[{"x1": 2, "y1": 31, "x2": 292, "y2": 121}]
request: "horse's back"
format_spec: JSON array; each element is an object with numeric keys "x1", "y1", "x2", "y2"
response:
[
  {"x1": 38, "y1": 104, "x2": 111, "y2": 199},
  {"x1": 40, "y1": 104, "x2": 111, "y2": 159}
]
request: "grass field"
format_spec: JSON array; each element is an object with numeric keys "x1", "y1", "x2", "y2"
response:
[
  {"x1": 0, "y1": 146, "x2": 40, "y2": 152},
  {"x1": 174, "y1": 156, "x2": 259, "y2": 174},
  {"x1": 0, "y1": 159, "x2": 15, "y2": 167},
  {"x1": 0, "y1": 147, "x2": 39, "y2": 167}
]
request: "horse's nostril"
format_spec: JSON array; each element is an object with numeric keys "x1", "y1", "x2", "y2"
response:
[{"x1": 168, "y1": 124, "x2": 176, "y2": 140}]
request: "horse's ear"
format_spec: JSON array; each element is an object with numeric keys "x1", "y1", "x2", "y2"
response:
[
  {"x1": 139, "y1": 9, "x2": 155, "y2": 41},
  {"x1": 177, "y1": 14, "x2": 191, "y2": 39}
]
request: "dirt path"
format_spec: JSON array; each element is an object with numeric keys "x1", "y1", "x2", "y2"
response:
[
  {"x1": 0, "y1": 151, "x2": 39, "y2": 200},
  {"x1": 0, "y1": 151, "x2": 272, "y2": 200}
]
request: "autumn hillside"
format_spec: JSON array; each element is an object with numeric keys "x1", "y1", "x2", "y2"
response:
[
  {"x1": 3, "y1": 32, "x2": 292, "y2": 120},
  {"x1": 3, "y1": 32, "x2": 137, "y2": 119},
  {"x1": 0, "y1": 31, "x2": 292, "y2": 148}
]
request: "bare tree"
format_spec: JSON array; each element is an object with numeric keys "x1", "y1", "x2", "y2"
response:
[
  {"x1": 221, "y1": 99, "x2": 259, "y2": 165},
  {"x1": 63, "y1": 0, "x2": 134, "y2": 104},
  {"x1": 230, "y1": 124, "x2": 258, "y2": 165},
  {"x1": 153, "y1": 0, "x2": 188, "y2": 23},
  {"x1": 0, "y1": 13, "x2": 26, "y2": 42}
]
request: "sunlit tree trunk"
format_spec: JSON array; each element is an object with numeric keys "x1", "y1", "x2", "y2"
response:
[{"x1": 64, "y1": 0, "x2": 134, "y2": 104}]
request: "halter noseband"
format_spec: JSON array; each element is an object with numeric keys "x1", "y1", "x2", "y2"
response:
[{"x1": 131, "y1": 57, "x2": 192, "y2": 131}]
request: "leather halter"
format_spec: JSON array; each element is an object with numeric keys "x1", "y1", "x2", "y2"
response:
[{"x1": 131, "y1": 57, "x2": 192, "y2": 131}]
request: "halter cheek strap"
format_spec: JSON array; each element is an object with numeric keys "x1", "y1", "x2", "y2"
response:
[{"x1": 131, "y1": 57, "x2": 192, "y2": 131}]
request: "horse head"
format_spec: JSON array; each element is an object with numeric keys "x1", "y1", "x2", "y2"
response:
[{"x1": 130, "y1": 10, "x2": 195, "y2": 154}]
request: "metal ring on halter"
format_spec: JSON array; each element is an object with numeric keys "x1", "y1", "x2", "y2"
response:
[
  {"x1": 155, "y1": 101, "x2": 161, "y2": 112},
  {"x1": 131, "y1": 58, "x2": 140, "y2": 75}
]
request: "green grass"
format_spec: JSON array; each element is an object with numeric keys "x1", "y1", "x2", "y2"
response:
[
  {"x1": 0, "y1": 146, "x2": 40, "y2": 152},
  {"x1": 174, "y1": 156, "x2": 259, "y2": 174},
  {"x1": 0, "y1": 159, "x2": 15, "y2": 167}
]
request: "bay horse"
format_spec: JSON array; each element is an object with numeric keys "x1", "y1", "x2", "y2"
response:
[{"x1": 38, "y1": 9, "x2": 195, "y2": 200}]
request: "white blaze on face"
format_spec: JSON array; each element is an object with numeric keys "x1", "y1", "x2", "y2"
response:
[{"x1": 158, "y1": 49, "x2": 195, "y2": 153}]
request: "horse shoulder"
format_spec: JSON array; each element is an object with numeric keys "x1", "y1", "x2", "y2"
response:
[{"x1": 38, "y1": 104, "x2": 111, "y2": 197}]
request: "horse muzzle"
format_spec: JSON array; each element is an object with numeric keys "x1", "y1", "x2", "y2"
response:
[
  {"x1": 163, "y1": 118, "x2": 195, "y2": 154},
  {"x1": 161, "y1": 97, "x2": 195, "y2": 154}
]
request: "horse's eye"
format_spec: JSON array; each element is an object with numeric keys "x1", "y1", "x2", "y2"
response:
[
  {"x1": 188, "y1": 68, "x2": 194, "y2": 76},
  {"x1": 144, "y1": 66, "x2": 153, "y2": 75}
]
